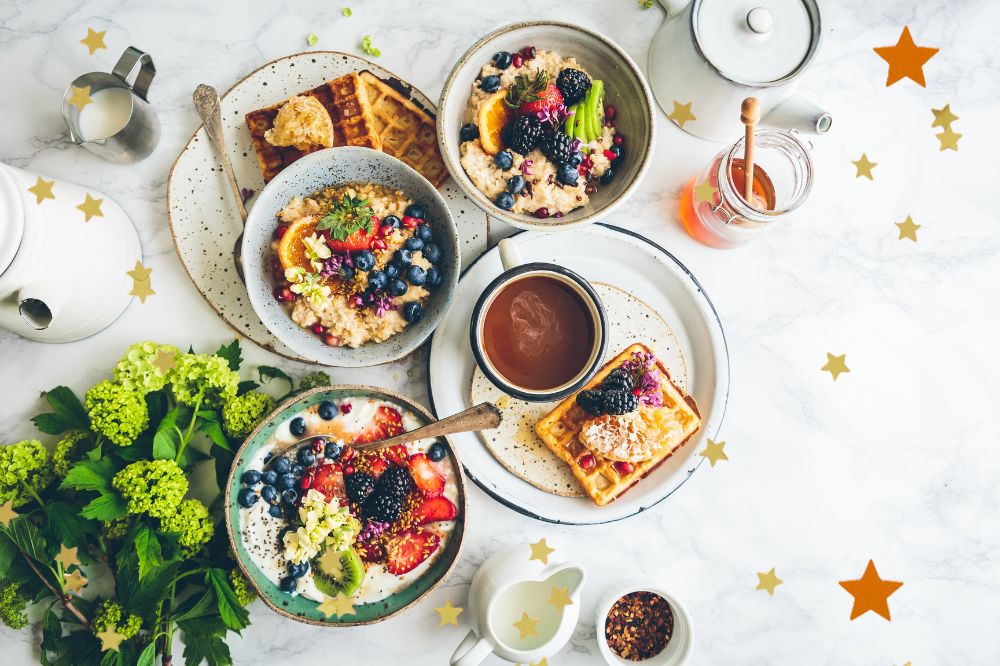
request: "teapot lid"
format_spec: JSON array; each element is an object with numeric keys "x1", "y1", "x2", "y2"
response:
[
  {"x1": 0, "y1": 165, "x2": 25, "y2": 275},
  {"x1": 693, "y1": 0, "x2": 820, "y2": 86}
]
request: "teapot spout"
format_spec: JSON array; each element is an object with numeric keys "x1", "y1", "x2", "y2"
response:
[
  {"x1": 763, "y1": 95, "x2": 832, "y2": 135},
  {"x1": 17, "y1": 280, "x2": 64, "y2": 330},
  {"x1": 542, "y1": 561, "x2": 588, "y2": 600}
]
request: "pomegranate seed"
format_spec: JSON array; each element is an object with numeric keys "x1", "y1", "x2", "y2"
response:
[
  {"x1": 578, "y1": 453, "x2": 596, "y2": 471},
  {"x1": 613, "y1": 461, "x2": 634, "y2": 475},
  {"x1": 313, "y1": 440, "x2": 326, "y2": 454},
  {"x1": 603, "y1": 149, "x2": 617, "y2": 161},
  {"x1": 341, "y1": 446, "x2": 355, "y2": 461},
  {"x1": 323, "y1": 333, "x2": 339, "y2": 346},
  {"x1": 333, "y1": 463, "x2": 343, "y2": 472},
  {"x1": 378, "y1": 224, "x2": 394, "y2": 237},
  {"x1": 632, "y1": 388, "x2": 642, "y2": 396},
  {"x1": 512, "y1": 53, "x2": 523, "y2": 68},
  {"x1": 372, "y1": 238, "x2": 387, "y2": 250},
  {"x1": 371, "y1": 216, "x2": 380, "y2": 226},
  {"x1": 534, "y1": 207, "x2": 550, "y2": 219},
  {"x1": 518, "y1": 46, "x2": 536, "y2": 61},
  {"x1": 273, "y1": 225, "x2": 289, "y2": 240},
  {"x1": 310, "y1": 323, "x2": 326, "y2": 335},
  {"x1": 300, "y1": 476, "x2": 313, "y2": 489},
  {"x1": 613, "y1": 134, "x2": 624, "y2": 146},
  {"x1": 344, "y1": 465, "x2": 356, "y2": 475},
  {"x1": 274, "y1": 286, "x2": 296, "y2": 302},
  {"x1": 340, "y1": 402, "x2": 352, "y2": 414},
  {"x1": 605, "y1": 105, "x2": 617, "y2": 121},
  {"x1": 401, "y1": 215, "x2": 419, "y2": 229}
]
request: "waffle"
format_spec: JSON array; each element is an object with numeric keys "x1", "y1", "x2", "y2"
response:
[
  {"x1": 245, "y1": 72, "x2": 382, "y2": 182},
  {"x1": 359, "y1": 72, "x2": 448, "y2": 187},
  {"x1": 534, "y1": 344, "x2": 702, "y2": 506}
]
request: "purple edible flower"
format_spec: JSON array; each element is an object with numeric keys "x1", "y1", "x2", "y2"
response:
[
  {"x1": 535, "y1": 104, "x2": 574, "y2": 130},
  {"x1": 240, "y1": 187, "x2": 255, "y2": 204},
  {"x1": 319, "y1": 254, "x2": 345, "y2": 278},
  {"x1": 349, "y1": 294, "x2": 364, "y2": 307},
  {"x1": 520, "y1": 159, "x2": 534, "y2": 176},
  {"x1": 621, "y1": 351, "x2": 663, "y2": 406},
  {"x1": 373, "y1": 291, "x2": 398, "y2": 318},
  {"x1": 357, "y1": 520, "x2": 390, "y2": 542},
  {"x1": 570, "y1": 138, "x2": 582, "y2": 152}
]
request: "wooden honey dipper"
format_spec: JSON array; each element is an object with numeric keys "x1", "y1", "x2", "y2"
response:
[{"x1": 740, "y1": 97, "x2": 760, "y2": 204}]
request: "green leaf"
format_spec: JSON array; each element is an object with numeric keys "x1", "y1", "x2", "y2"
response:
[
  {"x1": 258, "y1": 365, "x2": 293, "y2": 387},
  {"x1": 153, "y1": 407, "x2": 182, "y2": 460},
  {"x1": 0, "y1": 531, "x2": 17, "y2": 578},
  {"x1": 236, "y1": 380, "x2": 259, "y2": 395},
  {"x1": 133, "y1": 525, "x2": 164, "y2": 580},
  {"x1": 145, "y1": 389, "x2": 168, "y2": 424},
  {"x1": 198, "y1": 418, "x2": 230, "y2": 451},
  {"x1": 41, "y1": 607, "x2": 63, "y2": 660},
  {"x1": 100, "y1": 649, "x2": 122, "y2": 666},
  {"x1": 172, "y1": 589, "x2": 216, "y2": 623},
  {"x1": 214, "y1": 340, "x2": 243, "y2": 371},
  {"x1": 4, "y1": 516, "x2": 50, "y2": 561},
  {"x1": 60, "y1": 457, "x2": 116, "y2": 492},
  {"x1": 43, "y1": 502, "x2": 95, "y2": 561},
  {"x1": 31, "y1": 386, "x2": 89, "y2": 434},
  {"x1": 80, "y1": 491, "x2": 128, "y2": 521},
  {"x1": 136, "y1": 641, "x2": 157, "y2": 666},
  {"x1": 179, "y1": 616, "x2": 232, "y2": 666},
  {"x1": 315, "y1": 194, "x2": 374, "y2": 238},
  {"x1": 119, "y1": 558, "x2": 179, "y2": 618},
  {"x1": 206, "y1": 568, "x2": 250, "y2": 632}
]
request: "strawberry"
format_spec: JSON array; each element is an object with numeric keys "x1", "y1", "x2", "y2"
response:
[
  {"x1": 385, "y1": 529, "x2": 440, "y2": 575},
  {"x1": 356, "y1": 405, "x2": 405, "y2": 443},
  {"x1": 326, "y1": 227, "x2": 373, "y2": 253},
  {"x1": 506, "y1": 70, "x2": 564, "y2": 118},
  {"x1": 413, "y1": 497, "x2": 457, "y2": 525},
  {"x1": 368, "y1": 458, "x2": 389, "y2": 477},
  {"x1": 517, "y1": 83, "x2": 563, "y2": 117},
  {"x1": 311, "y1": 463, "x2": 346, "y2": 503},
  {"x1": 355, "y1": 539, "x2": 386, "y2": 563},
  {"x1": 408, "y1": 453, "x2": 445, "y2": 498},
  {"x1": 385, "y1": 444, "x2": 410, "y2": 467}
]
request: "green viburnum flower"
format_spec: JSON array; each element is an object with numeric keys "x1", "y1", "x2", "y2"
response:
[
  {"x1": 229, "y1": 567, "x2": 258, "y2": 607},
  {"x1": 101, "y1": 517, "x2": 131, "y2": 541},
  {"x1": 92, "y1": 599, "x2": 141, "y2": 640},
  {"x1": 52, "y1": 430, "x2": 91, "y2": 477},
  {"x1": 0, "y1": 582, "x2": 29, "y2": 630},
  {"x1": 222, "y1": 392, "x2": 275, "y2": 439},
  {"x1": 113, "y1": 341, "x2": 180, "y2": 394},
  {"x1": 112, "y1": 460, "x2": 188, "y2": 519},
  {"x1": 0, "y1": 439, "x2": 54, "y2": 508},
  {"x1": 85, "y1": 380, "x2": 149, "y2": 447},
  {"x1": 170, "y1": 353, "x2": 239, "y2": 409},
  {"x1": 297, "y1": 371, "x2": 331, "y2": 393},
  {"x1": 158, "y1": 498, "x2": 214, "y2": 557},
  {"x1": 361, "y1": 34, "x2": 381, "y2": 57}
]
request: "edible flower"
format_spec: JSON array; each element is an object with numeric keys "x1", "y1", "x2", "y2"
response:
[
  {"x1": 621, "y1": 351, "x2": 663, "y2": 407},
  {"x1": 536, "y1": 103, "x2": 574, "y2": 130},
  {"x1": 520, "y1": 159, "x2": 534, "y2": 176},
  {"x1": 373, "y1": 292, "x2": 397, "y2": 318},
  {"x1": 302, "y1": 232, "x2": 332, "y2": 271},
  {"x1": 282, "y1": 489, "x2": 359, "y2": 564},
  {"x1": 287, "y1": 271, "x2": 332, "y2": 308}
]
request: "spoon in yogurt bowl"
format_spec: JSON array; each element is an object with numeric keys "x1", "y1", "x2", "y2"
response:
[{"x1": 261, "y1": 402, "x2": 502, "y2": 471}]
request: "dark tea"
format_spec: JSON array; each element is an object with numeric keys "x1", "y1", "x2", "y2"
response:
[{"x1": 481, "y1": 275, "x2": 595, "y2": 390}]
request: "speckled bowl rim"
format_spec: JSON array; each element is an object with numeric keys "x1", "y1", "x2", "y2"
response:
[
  {"x1": 223, "y1": 385, "x2": 467, "y2": 627},
  {"x1": 437, "y1": 20, "x2": 657, "y2": 232}
]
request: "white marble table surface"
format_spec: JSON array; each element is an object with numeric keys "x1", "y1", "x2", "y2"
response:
[{"x1": 2, "y1": 0, "x2": 999, "y2": 664}]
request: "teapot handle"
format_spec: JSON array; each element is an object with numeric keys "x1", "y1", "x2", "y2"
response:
[
  {"x1": 450, "y1": 631, "x2": 493, "y2": 666},
  {"x1": 656, "y1": 0, "x2": 691, "y2": 19},
  {"x1": 113, "y1": 47, "x2": 156, "y2": 102}
]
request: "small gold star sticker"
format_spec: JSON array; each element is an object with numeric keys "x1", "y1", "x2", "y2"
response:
[
  {"x1": 895, "y1": 216, "x2": 921, "y2": 242},
  {"x1": 28, "y1": 177, "x2": 55, "y2": 204},
  {"x1": 756, "y1": 567, "x2": 783, "y2": 596},
  {"x1": 63, "y1": 569, "x2": 88, "y2": 595},
  {"x1": 77, "y1": 194, "x2": 104, "y2": 222},
  {"x1": 67, "y1": 85, "x2": 94, "y2": 112},
  {"x1": 693, "y1": 180, "x2": 718, "y2": 204},
  {"x1": 852, "y1": 154, "x2": 877, "y2": 180},
  {"x1": 513, "y1": 612, "x2": 539, "y2": 640},
  {"x1": 547, "y1": 586, "x2": 573, "y2": 609},
  {"x1": 821, "y1": 353, "x2": 850, "y2": 381},
  {"x1": 528, "y1": 538, "x2": 554, "y2": 565},
  {"x1": 931, "y1": 104, "x2": 958, "y2": 129},
  {"x1": 80, "y1": 28, "x2": 107, "y2": 55},
  {"x1": 0, "y1": 501, "x2": 18, "y2": 527},
  {"x1": 531, "y1": 659, "x2": 549, "y2": 666},
  {"x1": 317, "y1": 593, "x2": 355, "y2": 618},
  {"x1": 127, "y1": 261, "x2": 155, "y2": 303},
  {"x1": 151, "y1": 348, "x2": 176, "y2": 373},
  {"x1": 96, "y1": 627, "x2": 126, "y2": 652},
  {"x1": 435, "y1": 599, "x2": 463, "y2": 626},
  {"x1": 55, "y1": 544, "x2": 81, "y2": 570},
  {"x1": 936, "y1": 126, "x2": 961, "y2": 151},
  {"x1": 668, "y1": 100, "x2": 696, "y2": 128},
  {"x1": 699, "y1": 438, "x2": 728, "y2": 467}
]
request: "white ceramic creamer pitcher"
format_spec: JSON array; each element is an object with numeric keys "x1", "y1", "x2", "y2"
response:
[
  {"x1": 451, "y1": 544, "x2": 586, "y2": 665},
  {"x1": 648, "y1": 0, "x2": 831, "y2": 141},
  {"x1": 0, "y1": 164, "x2": 141, "y2": 342}
]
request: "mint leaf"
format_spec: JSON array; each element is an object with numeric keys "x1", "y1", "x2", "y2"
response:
[
  {"x1": 315, "y1": 195, "x2": 373, "y2": 238},
  {"x1": 206, "y1": 568, "x2": 250, "y2": 632},
  {"x1": 153, "y1": 407, "x2": 182, "y2": 460},
  {"x1": 60, "y1": 457, "x2": 116, "y2": 492},
  {"x1": 214, "y1": 340, "x2": 243, "y2": 371},
  {"x1": 80, "y1": 491, "x2": 128, "y2": 521},
  {"x1": 133, "y1": 525, "x2": 163, "y2": 580},
  {"x1": 31, "y1": 386, "x2": 89, "y2": 435},
  {"x1": 179, "y1": 616, "x2": 233, "y2": 666}
]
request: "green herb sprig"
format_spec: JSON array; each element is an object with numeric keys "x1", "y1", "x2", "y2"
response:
[{"x1": 316, "y1": 194, "x2": 375, "y2": 240}]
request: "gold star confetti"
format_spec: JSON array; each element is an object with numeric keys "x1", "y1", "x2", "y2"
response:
[
  {"x1": 317, "y1": 593, "x2": 355, "y2": 618},
  {"x1": 127, "y1": 261, "x2": 155, "y2": 303},
  {"x1": 80, "y1": 28, "x2": 107, "y2": 55},
  {"x1": 0, "y1": 501, "x2": 17, "y2": 527},
  {"x1": 668, "y1": 100, "x2": 696, "y2": 128},
  {"x1": 513, "y1": 612, "x2": 539, "y2": 640},
  {"x1": 821, "y1": 353, "x2": 850, "y2": 381},
  {"x1": 151, "y1": 348, "x2": 176, "y2": 373},
  {"x1": 852, "y1": 154, "x2": 877, "y2": 180},
  {"x1": 756, "y1": 567, "x2": 783, "y2": 596},
  {"x1": 895, "y1": 216, "x2": 921, "y2": 242},
  {"x1": 873, "y1": 26, "x2": 938, "y2": 87},
  {"x1": 67, "y1": 85, "x2": 94, "y2": 112},
  {"x1": 530, "y1": 660, "x2": 549, "y2": 666},
  {"x1": 699, "y1": 438, "x2": 728, "y2": 467},
  {"x1": 96, "y1": 627, "x2": 126, "y2": 652},
  {"x1": 936, "y1": 126, "x2": 961, "y2": 151},
  {"x1": 693, "y1": 180, "x2": 718, "y2": 204},
  {"x1": 55, "y1": 544, "x2": 81, "y2": 570},
  {"x1": 435, "y1": 599, "x2": 463, "y2": 626},
  {"x1": 528, "y1": 538, "x2": 554, "y2": 565},
  {"x1": 28, "y1": 177, "x2": 55, "y2": 205},
  {"x1": 839, "y1": 560, "x2": 903, "y2": 621},
  {"x1": 931, "y1": 104, "x2": 958, "y2": 129},
  {"x1": 63, "y1": 569, "x2": 88, "y2": 595},
  {"x1": 76, "y1": 193, "x2": 104, "y2": 222},
  {"x1": 547, "y1": 586, "x2": 573, "y2": 609}
]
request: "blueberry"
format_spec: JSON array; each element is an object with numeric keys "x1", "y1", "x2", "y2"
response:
[
  {"x1": 289, "y1": 417, "x2": 306, "y2": 437},
  {"x1": 600, "y1": 167, "x2": 615, "y2": 185},
  {"x1": 382, "y1": 214, "x2": 401, "y2": 229},
  {"x1": 479, "y1": 75, "x2": 501, "y2": 93},
  {"x1": 277, "y1": 473, "x2": 296, "y2": 491},
  {"x1": 404, "y1": 236, "x2": 424, "y2": 252},
  {"x1": 507, "y1": 175, "x2": 525, "y2": 194},
  {"x1": 426, "y1": 266, "x2": 443, "y2": 289},
  {"x1": 427, "y1": 442, "x2": 447, "y2": 462},
  {"x1": 388, "y1": 278, "x2": 409, "y2": 297},
  {"x1": 263, "y1": 452, "x2": 273, "y2": 464},
  {"x1": 297, "y1": 448, "x2": 317, "y2": 467},
  {"x1": 384, "y1": 263, "x2": 400, "y2": 279},
  {"x1": 291, "y1": 463, "x2": 304, "y2": 477},
  {"x1": 459, "y1": 123, "x2": 479, "y2": 142},
  {"x1": 261, "y1": 485, "x2": 278, "y2": 504},
  {"x1": 405, "y1": 203, "x2": 425, "y2": 219},
  {"x1": 237, "y1": 488, "x2": 258, "y2": 508},
  {"x1": 556, "y1": 164, "x2": 579, "y2": 186},
  {"x1": 406, "y1": 265, "x2": 427, "y2": 286},
  {"x1": 393, "y1": 249, "x2": 413, "y2": 266},
  {"x1": 277, "y1": 525, "x2": 292, "y2": 543},
  {"x1": 353, "y1": 250, "x2": 376, "y2": 272},
  {"x1": 568, "y1": 151, "x2": 584, "y2": 167},
  {"x1": 493, "y1": 51, "x2": 513, "y2": 70},
  {"x1": 342, "y1": 265, "x2": 356, "y2": 280},
  {"x1": 403, "y1": 302, "x2": 424, "y2": 323},
  {"x1": 367, "y1": 270, "x2": 388, "y2": 291},
  {"x1": 495, "y1": 192, "x2": 515, "y2": 210},
  {"x1": 422, "y1": 242, "x2": 442, "y2": 264},
  {"x1": 279, "y1": 576, "x2": 297, "y2": 594},
  {"x1": 261, "y1": 470, "x2": 278, "y2": 486},
  {"x1": 609, "y1": 145, "x2": 623, "y2": 161},
  {"x1": 268, "y1": 504, "x2": 283, "y2": 518},
  {"x1": 415, "y1": 224, "x2": 433, "y2": 242},
  {"x1": 273, "y1": 457, "x2": 291, "y2": 474},
  {"x1": 318, "y1": 400, "x2": 338, "y2": 420},
  {"x1": 493, "y1": 150, "x2": 514, "y2": 170},
  {"x1": 282, "y1": 488, "x2": 299, "y2": 505},
  {"x1": 241, "y1": 470, "x2": 262, "y2": 486},
  {"x1": 288, "y1": 561, "x2": 310, "y2": 578},
  {"x1": 325, "y1": 441, "x2": 342, "y2": 459}
]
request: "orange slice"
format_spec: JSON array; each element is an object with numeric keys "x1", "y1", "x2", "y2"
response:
[
  {"x1": 277, "y1": 215, "x2": 321, "y2": 271},
  {"x1": 477, "y1": 90, "x2": 511, "y2": 155}
]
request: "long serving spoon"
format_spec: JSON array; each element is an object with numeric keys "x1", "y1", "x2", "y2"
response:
[
  {"x1": 261, "y1": 402, "x2": 502, "y2": 471},
  {"x1": 193, "y1": 83, "x2": 248, "y2": 281}
]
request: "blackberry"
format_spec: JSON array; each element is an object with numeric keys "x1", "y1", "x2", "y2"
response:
[
  {"x1": 541, "y1": 131, "x2": 574, "y2": 165},
  {"x1": 601, "y1": 389, "x2": 639, "y2": 415},
  {"x1": 576, "y1": 389, "x2": 605, "y2": 416},
  {"x1": 602, "y1": 368, "x2": 633, "y2": 393},
  {"x1": 555, "y1": 68, "x2": 591, "y2": 106},
  {"x1": 345, "y1": 472, "x2": 376, "y2": 504},
  {"x1": 509, "y1": 115, "x2": 544, "y2": 155},
  {"x1": 362, "y1": 492, "x2": 404, "y2": 523},
  {"x1": 376, "y1": 464, "x2": 412, "y2": 497}
]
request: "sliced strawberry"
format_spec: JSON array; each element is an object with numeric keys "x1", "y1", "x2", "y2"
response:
[
  {"x1": 311, "y1": 463, "x2": 346, "y2": 503},
  {"x1": 368, "y1": 458, "x2": 389, "y2": 477},
  {"x1": 517, "y1": 83, "x2": 563, "y2": 117},
  {"x1": 326, "y1": 227, "x2": 374, "y2": 253},
  {"x1": 413, "y1": 497, "x2": 457, "y2": 525},
  {"x1": 355, "y1": 540, "x2": 386, "y2": 564},
  {"x1": 408, "y1": 453, "x2": 445, "y2": 498},
  {"x1": 355, "y1": 405, "x2": 405, "y2": 443},
  {"x1": 385, "y1": 529, "x2": 440, "y2": 575},
  {"x1": 385, "y1": 444, "x2": 410, "y2": 467}
]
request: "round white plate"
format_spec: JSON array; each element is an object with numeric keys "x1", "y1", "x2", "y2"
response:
[
  {"x1": 168, "y1": 51, "x2": 488, "y2": 362},
  {"x1": 427, "y1": 224, "x2": 730, "y2": 524}
]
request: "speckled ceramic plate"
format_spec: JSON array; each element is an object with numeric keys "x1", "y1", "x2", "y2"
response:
[
  {"x1": 168, "y1": 51, "x2": 488, "y2": 362},
  {"x1": 428, "y1": 224, "x2": 729, "y2": 524},
  {"x1": 224, "y1": 386, "x2": 466, "y2": 626}
]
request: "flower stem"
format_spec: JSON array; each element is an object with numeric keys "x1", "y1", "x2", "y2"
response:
[
  {"x1": 19, "y1": 479, "x2": 46, "y2": 508},
  {"x1": 175, "y1": 394, "x2": 204, "y2": 463},
  {"x1": 11, "y1": 540, "x2": 89, "y2": 628}
]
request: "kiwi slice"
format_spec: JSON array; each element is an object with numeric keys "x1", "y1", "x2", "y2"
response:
[{"x1": 313, "y1": 546, "x2": 365, "y2": 597}]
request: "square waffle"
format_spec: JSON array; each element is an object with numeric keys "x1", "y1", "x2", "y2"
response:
[
  {"x1": 245, "y1": 72, "x2": 382, "y2": 182},
  {"x1": 359, "y1": 71, "x2": 448, "y2": 187},
  {"x1": 534, "y1": 343, "x2": 702, "y2": 506}
]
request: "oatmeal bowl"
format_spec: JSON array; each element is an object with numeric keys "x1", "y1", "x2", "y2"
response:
[
  {"x1": 242, "y1": 146, "x2": 459, "y2": 366},
  {"x1": 438, "y1": 21, "x2": 655, "y2": 231}
]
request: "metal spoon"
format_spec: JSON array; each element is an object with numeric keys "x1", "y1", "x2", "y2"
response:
[
  {"x1": 262, "y1": 402, "x2": 502, "y2": 471},
  {"x1": 193, "y1": 83, "x2": 248, "y2": 281}
]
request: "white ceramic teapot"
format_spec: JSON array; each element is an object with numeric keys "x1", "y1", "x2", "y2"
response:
[
  {"x1": 0, "y1": 164, "x2": 141, "y2": 342},
  {"x1": 648, "y1": 0, "x2": 831, "y2": 141}
]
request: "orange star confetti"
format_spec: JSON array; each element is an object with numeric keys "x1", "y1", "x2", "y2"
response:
[
  {"x1": 873, "y1": 26, "x2": 938, "y2": 87},
  {"x1": 839, "y1": 560, "x2": 903, "y2": 621}
]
